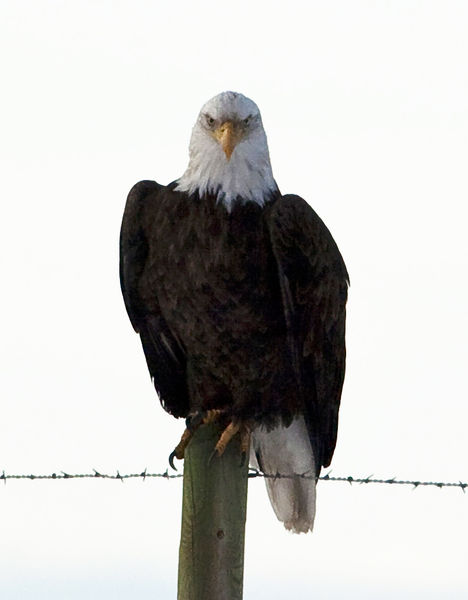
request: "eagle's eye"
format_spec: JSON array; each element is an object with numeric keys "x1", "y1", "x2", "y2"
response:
[
  {"x1": 243, "y1": 116, "x2": 251, "y2": 125},
  {"x1": 205, "y1": 115, "x2": 215, "y2": 127}
]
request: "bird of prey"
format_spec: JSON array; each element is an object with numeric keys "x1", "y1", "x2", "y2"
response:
[{"x1": 120, "y1": 91, "x2": 348, "y2": 532}]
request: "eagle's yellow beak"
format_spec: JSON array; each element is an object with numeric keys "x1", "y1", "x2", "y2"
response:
[{"x1": 213, "y1": 121, "x2": 239, "y2": 161}]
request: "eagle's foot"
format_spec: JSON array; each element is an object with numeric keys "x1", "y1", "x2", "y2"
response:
[
  {"x1": 210, "y1": 421, "x2": 251, "y2": 465},
  {"x1": 214, "y1": 422, "x2": 240, "y2": 456},
  {"x1": 168, "y1": 427, "x2": 193, "y2": 471},
  {"x1": 168, "y1": 409, "x2": 227, "y2": 470}
]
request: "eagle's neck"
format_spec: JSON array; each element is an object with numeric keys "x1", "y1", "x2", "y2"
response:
[{"x1": 175, "y1": 125, "x2": 277, "y2": 210}]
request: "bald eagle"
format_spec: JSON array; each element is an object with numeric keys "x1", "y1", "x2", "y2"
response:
[{"x1": 120, "y1": 91, "x2": 348, "y2": 533}]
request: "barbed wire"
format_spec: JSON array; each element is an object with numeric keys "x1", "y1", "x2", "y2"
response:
[
  {"x1": 250, "y1": 469, "x2": 467, "y2": 491},
  {"x1": 0, "y1": 468, "x2": 466, "y2": 491}
]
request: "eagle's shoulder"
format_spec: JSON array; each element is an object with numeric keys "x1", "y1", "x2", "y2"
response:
[
  {"x1": 269, "y1": 193, "x2": 349, "y2": 285},
  {"x1": 122, "y1": 180, "x2": 163, "y2": 233},
  {"x1": 128, "y1": 179, "x2": 162, "y2": 201}
]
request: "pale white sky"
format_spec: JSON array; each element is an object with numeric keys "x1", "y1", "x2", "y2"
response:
[{"x1": 1, "y1": 1, "x2": 467, "y2": 598}]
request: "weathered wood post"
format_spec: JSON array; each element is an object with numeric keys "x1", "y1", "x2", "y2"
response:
[{"x1": 177, "y1": 423, "x2": 249, "y2": 600}]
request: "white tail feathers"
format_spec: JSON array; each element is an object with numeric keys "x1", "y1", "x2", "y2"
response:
[{"x1": 250, "y1": 416, "x2": 317, "y2": 534}]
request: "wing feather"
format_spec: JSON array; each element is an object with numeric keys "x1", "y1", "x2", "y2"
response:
[
  {"x1": 268, "y1": 194, "x2": 349, "y2": 470},
  {"x1": 119, "y1": 181, "x2": 189, "y2": 417}
]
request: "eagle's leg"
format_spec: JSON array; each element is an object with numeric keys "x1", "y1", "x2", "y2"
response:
[
  {"x1": 203, "y1": 409, "x2": 225, "y2": 425},
  {"x1": 168, "y1": 409, "x2": 226, "y2": 470}
]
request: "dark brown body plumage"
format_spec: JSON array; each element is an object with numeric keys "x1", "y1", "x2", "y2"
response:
[{"x1": 120, "y1": 180, "x2": 348, "y2": 472}]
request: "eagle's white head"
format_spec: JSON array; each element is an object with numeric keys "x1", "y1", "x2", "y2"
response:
[{"x1": 176, "y1": 91, "x2": 277, "y2": 209}]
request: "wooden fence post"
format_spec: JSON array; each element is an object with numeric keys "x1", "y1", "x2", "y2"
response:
[{"x1": 177, "y1": 423, "x2": 249, "y2": 600}]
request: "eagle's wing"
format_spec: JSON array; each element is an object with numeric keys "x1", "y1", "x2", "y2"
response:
[
  {"x1": 120, "y1": 180, "x2": 189, "y2": 417},
  {"x1": 268, "y1": 194, "x2": 349, "y2": 471}
]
